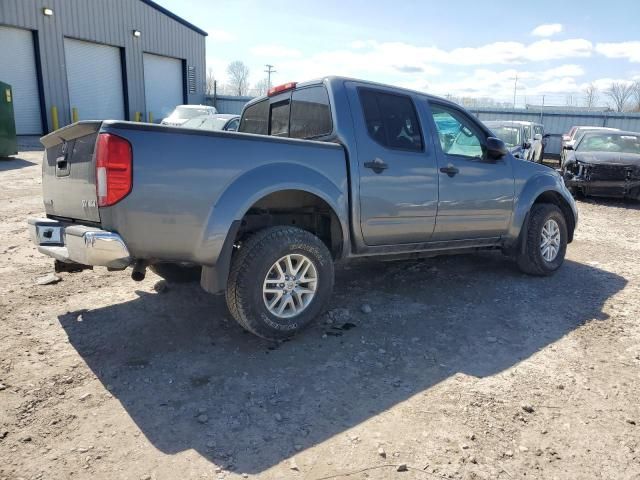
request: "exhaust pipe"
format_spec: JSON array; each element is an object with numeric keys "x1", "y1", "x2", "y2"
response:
[{"x1": 131, "y1": 260, "x2": 147, "y2": 282}]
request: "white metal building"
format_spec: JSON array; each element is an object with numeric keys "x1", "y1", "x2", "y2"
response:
[{"x1": 0, "y1": 0, "x2": 206, "y2": 134}]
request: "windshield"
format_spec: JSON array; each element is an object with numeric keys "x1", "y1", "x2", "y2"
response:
[
  {"x1": 491, "y1": 126, "x2": 521, "y2": 147},
  {"x1": 577, "y1": 133, "x2": 640, "y2": 154},
  {"x1": 169, "y1": 107, "x2": 213, "y2": 119},
  {"x1": 182, "y1": 117, "x2": 234, "y2": 131}
]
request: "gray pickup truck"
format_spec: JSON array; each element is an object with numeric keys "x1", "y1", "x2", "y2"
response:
[{"x1": 29, "y1": 76, "x2": 578, "y2": 339}]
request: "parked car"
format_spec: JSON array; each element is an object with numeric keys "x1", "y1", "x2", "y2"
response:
[
  {"x1": 561, "y1": 130, "x2": 640, "y2": 199},
  {"x1": 160, "y1": 105, "x2": 218, "y2": 126},
  {"x1": 483, "y1": 120, "x2": 548, "y2": 162},
  {"x1": 182, "y1": 114, "x2": 240, "y2": 132},
  {"x1": 28, "y1": 76, "x2": 577, "y2": 340},
  {"x1": 560, "y1": 126, "x2": 619, "y2": 167}
]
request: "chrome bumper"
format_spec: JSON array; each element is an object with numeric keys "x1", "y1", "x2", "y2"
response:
[{"x1": 28, "y1": 218, "x2": 131, "y2": 269}]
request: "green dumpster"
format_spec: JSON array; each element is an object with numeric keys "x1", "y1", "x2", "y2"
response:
[{"x1": 0, "y1": 81, "x2": 18, "y2": 157}]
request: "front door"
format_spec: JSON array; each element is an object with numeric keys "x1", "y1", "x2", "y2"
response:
[
  {"x1": 346, "y1": 83, "x2": 438, "y2": 246},
  {"x1": 427, "y1": 102, "x2": 515, "y2": 241}
]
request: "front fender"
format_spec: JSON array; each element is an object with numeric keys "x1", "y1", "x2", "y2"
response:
[
  {"x1": 194, "y1": 162, "x2": 349, "y2": 266},
  {"x1": 507, "y1": 166, "x2": 577, "y2": 246}
]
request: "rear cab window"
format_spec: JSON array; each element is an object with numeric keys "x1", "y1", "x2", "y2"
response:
[{"x1": 238, "y1": 84, "x2": 333, "y2": 139}]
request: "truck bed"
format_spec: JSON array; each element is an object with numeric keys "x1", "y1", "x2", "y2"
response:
[{"x1": 40, "y1": 121, "x2": 348, "y2": 265}]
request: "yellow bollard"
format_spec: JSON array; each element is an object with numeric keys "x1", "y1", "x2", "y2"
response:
[
  {"x1": 147, "y1": 112, "x2": 153, "y2": 123},
  {"x1": 134, "y1": 112, "x2": 141, "y2": 122},
  {"x1": 51, "y1": 106, "x2": 59, "y2": 131},
  {"x1": 72, "y1": 107, "x2": 78, "y2": 123}
]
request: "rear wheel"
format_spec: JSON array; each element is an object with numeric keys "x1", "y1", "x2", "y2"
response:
[
  {"x1": 516, "y1": 204, "x2": 568, "y2": 276},
  {"x1": 226, "y1": 226, "x2": 334, "y2": 340}
]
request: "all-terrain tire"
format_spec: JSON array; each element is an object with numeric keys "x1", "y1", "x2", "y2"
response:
[
  {"x1": 225, "y1": 226, "x2": 334, "y2": 340},
  {"x1": 516, "y1": 203, "x2": 568, "y2": 276},
  {"x1": 149, "y1": 263, "x2": 201, "y2": 283}
]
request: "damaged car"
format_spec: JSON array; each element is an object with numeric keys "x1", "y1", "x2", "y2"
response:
[{"x1": 562, "y1": 130, "x2": 640, "y2": 199}]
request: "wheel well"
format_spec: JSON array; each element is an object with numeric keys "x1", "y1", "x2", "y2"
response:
[
  {"x1": 533, "y1": 191, "x2": 575, "y2": 242},
  {"x1": 236, "y1": 190, "x2": 344, "y2": 258}
]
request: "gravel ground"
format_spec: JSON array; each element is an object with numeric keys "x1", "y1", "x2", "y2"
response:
[{"x1": 1, "y1": 150, "x2": 639, "y2": 480}]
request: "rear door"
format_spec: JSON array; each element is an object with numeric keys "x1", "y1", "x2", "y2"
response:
[
  {"x1": 427, "y1": 102, "x2": 514, "y2": 241},
  {"x1": 346, "y1": 83, "x2": 438, "y2": 245},
  {"x1": 41, "y1": 122, "x2": 102, "y2": 222}
]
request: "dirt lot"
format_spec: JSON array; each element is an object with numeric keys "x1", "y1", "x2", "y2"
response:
[{"x1": 1, "y1": 149, "x2": 639, "y2": 480}]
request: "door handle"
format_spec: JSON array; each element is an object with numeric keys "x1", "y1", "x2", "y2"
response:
[
  {"x1": 364, "y1": 159, "x2": 388, "y2": 173},
  {"x1": 439, "y1": 165, "x2": 459, "y2": 177}
]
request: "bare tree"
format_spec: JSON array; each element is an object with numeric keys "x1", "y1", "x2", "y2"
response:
[
  {"x1": 583, "y1": 83, "x2": 599, "y2": 110},
  {"x1": 632, "y1": 80, "x2": 640, "y2": 112},
  {"x1": 254, "y1": 78, "x2": 269, "y2": 96},
  {"x1": 205, "y1": 68, "x2": 216, "y2": 96},
  {"x1": 226, "y1": 61, "x2": 250, "y2": 96},
  {"x1": 604, "y1": 82, "x2": 634, "y2": 112}
]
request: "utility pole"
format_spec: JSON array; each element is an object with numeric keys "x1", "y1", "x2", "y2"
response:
[
  {"x1": 264, "y1": 64, "x2": 276, "y2": 89},
  {"x1": 513, "y1": 73, "x2": 518, "y2": 110}
]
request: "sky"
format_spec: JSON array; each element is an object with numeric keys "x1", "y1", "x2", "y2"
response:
[{"x1": 156, "y1": 0, "x2": 640, "y2": 106}]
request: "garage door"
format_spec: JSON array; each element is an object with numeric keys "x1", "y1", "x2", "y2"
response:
[
  {"x1": 143, "y1": 53, "x2": 183, "y2": 122},
  {"x1": 0, "y1": 26, "x2": 42, "y2": 135},
  {"x1": 64, "y1": 38, "x2": 124, "y2": 121}
]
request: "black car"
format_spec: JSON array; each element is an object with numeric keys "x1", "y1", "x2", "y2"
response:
[{"x1": 562, "y1": 130, "x2": 640, "y2": 199}]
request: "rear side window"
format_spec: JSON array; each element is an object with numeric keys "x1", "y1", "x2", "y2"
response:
[
  {"x1": 239, "y1": 100, "x2": 269, "y2": 134},
  {"x1": 290, "y1": 86, "x2": 332, "y2": 139},
  {"x1": 359, "y1": 89, "x2": 423, "y2": 152}
]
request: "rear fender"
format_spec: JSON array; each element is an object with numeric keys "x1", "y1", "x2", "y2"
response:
[{"x1": 194, "y1": 162, "x2": 349, "y2": 266}]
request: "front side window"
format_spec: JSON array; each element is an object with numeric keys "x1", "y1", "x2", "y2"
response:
[
  {"x1": 290, "y1": 86, "x2": 332, "y2": 139},
  {"x1": 523, "y1": 125, "x2": 532, "y2": 141},
  {"x1": 430, "y1": 105, "x2": 483, "y2": 159},
  {"x1": 359, "y1": 89, "x2": 423, "y2": 152}
]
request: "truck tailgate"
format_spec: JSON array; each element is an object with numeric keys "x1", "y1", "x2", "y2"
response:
[{"x1": 40, "y1": 121, "x2": 102, "y2": 223}]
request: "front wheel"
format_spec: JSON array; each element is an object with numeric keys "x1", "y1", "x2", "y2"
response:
[
  {"x1": 516, "y1": 204, "x2": 568, "y2": 276},
  {"x1": 226, "y1": 226, "x2": 334, "y2": 340}
]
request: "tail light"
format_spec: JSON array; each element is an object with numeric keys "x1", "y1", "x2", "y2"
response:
[{"x1": 95, "y1": 133, "x2": 132, "y2": 207}]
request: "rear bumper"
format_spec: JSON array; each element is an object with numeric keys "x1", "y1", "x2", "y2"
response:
[{"x1": 28, "y1": 218, "x2": 131, "y2": 269}]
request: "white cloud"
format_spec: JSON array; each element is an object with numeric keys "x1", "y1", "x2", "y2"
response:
[
  {"x1": 531, "y1": 23, "x2": 563, "y2": 37},
  {"x1": 596, "y1": 41, "x2": 640, "y2": 62},
  {"x1": 333, "y1": 38, "x2": 592, "y2": 67},
  {"x1": 537, "y1": 64, "x2": 585, "y2": 80},
  {"x1": 423, "y1": 64, "x2": 587, "y2": 100},
  {"x1": 206, "y1": 29, "x2": 235, "y2": 42},
  {"x1": 250, "y1": 44, "x2": 302, "y2": 58}
]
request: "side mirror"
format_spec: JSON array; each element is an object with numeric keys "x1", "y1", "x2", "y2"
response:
[
  {"x1": 523, "y1": 141, "x2": 532, "y2": 149},
  {"x1": 534, "y1": 133, "x2": 542, "y2": 141},
  {"x1": 543, "y1": 133, "x2": 551, "y2": 139},
  {"x1": 565, "y1": 144, "x2": 574, "y2": 150},
  {"x1": 486, "y1": 136, "x2": 508, "y2": 159}
]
